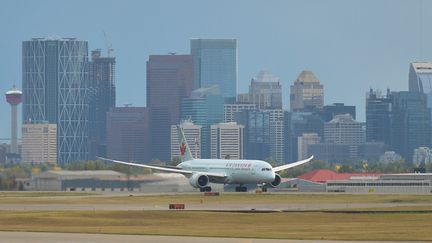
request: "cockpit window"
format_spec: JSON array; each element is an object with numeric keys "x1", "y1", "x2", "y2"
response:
[{"x1": 261, "y1": 168, "x2": 271, "y2": 171}]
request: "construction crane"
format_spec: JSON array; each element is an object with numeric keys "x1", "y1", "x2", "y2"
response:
[{"x1": 103, "y1": 30, "x2": 114, "y2": 57}]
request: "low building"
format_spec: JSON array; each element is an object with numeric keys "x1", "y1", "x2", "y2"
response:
[
  {"x1": 272, "y1": 178, "x2": 325, "y2": 192},
  {"x1": 26, "y1": 170, "x2": 156, "y2": 191},
  {"x1": 326, "y1": 173, "x2": 432, "y2": 193}
]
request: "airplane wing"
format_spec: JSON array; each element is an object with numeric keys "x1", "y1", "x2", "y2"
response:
[
  {"x1": 97, "y1": 157, "x2": 227, "y2": 178},
  {"x1": 272, "y1": 156, "x2": 314, "y2": 172}
]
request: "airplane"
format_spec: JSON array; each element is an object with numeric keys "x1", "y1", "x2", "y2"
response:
[{"x1": 98, "y1": 125, "x2": 313, "y2": 192}]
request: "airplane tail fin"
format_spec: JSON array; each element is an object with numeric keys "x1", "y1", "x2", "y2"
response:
[{"x1": 176, "y1": 125, "x2": 194, "y2": 162}]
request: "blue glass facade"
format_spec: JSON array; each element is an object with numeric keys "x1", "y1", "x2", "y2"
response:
[
  {"x1": 191, "y1": 39, "x2": 237, "y2": 102},
  {"x1": 22, "y1": 38, "x2": 89, "y2": 165},
  {"x1": 181, "y1": 86, "x2": 224, "y2": 158},
  {"x1": 234, "y1": 110, "x2": 270, "y2": 160},
  {"x1": 390, "y1": 91, "x2": 431, "y2": 162},
  {"x1": 366, "y1": 89, "x2": 392, "y2": 145},
  {"x1": 284, "y1": 111, "x2": 324, "y2": 162}
]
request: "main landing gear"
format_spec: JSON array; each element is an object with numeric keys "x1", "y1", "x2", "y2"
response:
[
  {"x1": 235, "y1": 185, "x2": 247, "y2": 192},
  {"x1": 200, "y1": 186, "x2": 212, "y2": 192}
]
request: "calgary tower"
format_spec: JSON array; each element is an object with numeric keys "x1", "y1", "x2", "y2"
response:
[{"x1": 5, "y1": 85, "x2": 22, "y2": 154}]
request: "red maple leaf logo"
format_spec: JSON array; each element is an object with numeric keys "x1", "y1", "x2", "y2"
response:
[{"x1": 180, "y1": 143, "x2": 186, "y2": 156}]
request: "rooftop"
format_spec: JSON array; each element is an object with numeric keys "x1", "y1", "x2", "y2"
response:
[{"x1": 295, "y1": 70, "x2": 320, "y2": 83}]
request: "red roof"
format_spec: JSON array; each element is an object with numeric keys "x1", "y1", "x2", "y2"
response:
[{"x1": 298, "y1": 169, "x2": 382, "y2": 183}]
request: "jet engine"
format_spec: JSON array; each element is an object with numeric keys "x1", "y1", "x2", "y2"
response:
[
  {"x1": 269, "y1": 173, "x2": 282, "y2": 187},
  {"x1": 189, "y1": 174, "x2": 209, "y2": 188}
]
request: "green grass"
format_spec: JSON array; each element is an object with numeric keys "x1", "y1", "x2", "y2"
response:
[
  {"x1": 0, "y1": 192, "x2": 431, "y2": 240},
  {"x1": 0, "y1": 210, "x2": 431, "y2": 241}
]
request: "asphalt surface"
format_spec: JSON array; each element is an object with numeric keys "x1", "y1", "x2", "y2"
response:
[
  {"x1": 0, "y1": 232, "x2": 424, "y2": 243},
  {"x1": 0, "y1": 202, "x2": 429, "y2": 211}
]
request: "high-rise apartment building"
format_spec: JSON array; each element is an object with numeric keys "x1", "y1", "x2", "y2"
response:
[
  {"x1": 181, "y1": 85, "x2": 224, "y2": 158},
  {"x1": 210, "y1": 122, "x2": 244, "y2": 160},
  {"x1": 245, "y1": 71, "x2": 282, "y2": 110},
  {"x1": 147, "y1": 54, "x2": 194, "y2": 161},
  {"x1": 170, "y1": 121, "x2": 202, "y2": 160},
  {"x1": 390, "y1": 91, "x2": 431, "y2": 161},
  {"x1": 21, "y1": 123, "x2": 57, "y2": 164},
  {"x1": 191, "y1": 39, "x2": 237, "y2": 102},
  {"x1": 88, "y1": 49, "x2": 116, "y2": 159},
  {"x1": 22, "y1": 38, "x2": 89, "y2": 164},
  {"x1": 106, "y1": 107, "x2": 150, "y2": 163},
  {"x1": 366, "y1": 89, "x2": 392, "y2": 145},
  {"x1": 290, "y1": 70, "x2": 324, "y2": 111}
]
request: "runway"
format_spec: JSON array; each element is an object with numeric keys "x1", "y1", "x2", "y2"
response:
[
  {"x1": 0, "y1": 202, "x2": 429, "y2": 211},
  {"x1": 0, "y1": 232, "x2": 423, "y2": 243}
]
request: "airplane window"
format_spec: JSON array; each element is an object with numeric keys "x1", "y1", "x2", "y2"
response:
[{"x1": 261, "y1": 168, "x2": 265, "y2": 171}]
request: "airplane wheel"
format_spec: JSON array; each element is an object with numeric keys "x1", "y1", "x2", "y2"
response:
[
  {"x1": 200, "y1": 187, "x2": 206, "y2": 192},
  {"x1": 241, "y1": 186, "x2": 247, "y2": 192},
  {"x1": 205, "y1": 186, "x2": 212, "y2": 192},
  {"x1": 262, "y1": 187, "x2": 268, "y2": 192}
]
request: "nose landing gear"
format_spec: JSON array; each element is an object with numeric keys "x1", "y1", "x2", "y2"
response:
[{"x1": 200, "y1": 186, "x2": 212, "y2": 192}]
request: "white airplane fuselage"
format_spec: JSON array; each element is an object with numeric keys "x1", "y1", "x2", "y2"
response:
[{"x1": 178, "y1": 159, "x2": 275, "y2": 184}]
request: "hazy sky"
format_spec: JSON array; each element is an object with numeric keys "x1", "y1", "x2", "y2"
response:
[{"x1": 1, "y1": 0, "x2": 432, "y2": 138}]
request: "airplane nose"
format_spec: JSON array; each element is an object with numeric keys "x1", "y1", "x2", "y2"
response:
[
  {"x1": 267, "y1": 171, "x2": 275, "y2": 182},
  {"x1": 271, "y1": 171, "x2": 275, "y2": 179}
]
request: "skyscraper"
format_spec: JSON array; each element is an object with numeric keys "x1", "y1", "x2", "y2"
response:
[
  {"x1": 245, "y1": 70, "x2": 282, "y2": 110},
  {"x1": 390, "y1": 91, "x2": 431, "y2": 161},
  {"x1": 181, "y1": 85, "x2": 224, "y2": 158},
  {"x1": 324, "y1": 114, "x2": 365, "y2": 159},
  {"x1": 191, "y1": 39, "x2": 237, "y2": 102},
  {"x1": 234, "y1": 110, "x2": 270, "y2": 160},
  {"x1": 290, "y1": 70, "x2": 324, "y2": 111},
  {"x1": 322, "y1": 103, "x2": 356, "y2": 122},
  {"x1": 223, "y1": 103, "x2": 256, "y2": 123},
  {"x1": 147, "y1": 54, "x2": 194, "y2": 161},
  {"x1": 408, "y1": 62, "x2": 432, "y2": 93},
  {"x1": 265, "y1": 109, "x2": 285, "y2": 164},
  {"x1": 297, "y1": 133, "x2": 320, "y2": 160},
  {"x1": 284, "y1": 111, "x2": 324, "y2": 162},
  {"x1": 88, "y1": 49, "x2": 116, "y2": 159},
  {"x1": 22, "y1": 38, "x2": 88, "y2": 164},
  {"x1": 211, "y1": 122, "x2": 244, "y2": 160},
  {"x1": 366, "y1": 89, "x2": 392, "y2": 145},
  {"x1": 106, "y1": 107, "x2": 150, "y2": 163}
]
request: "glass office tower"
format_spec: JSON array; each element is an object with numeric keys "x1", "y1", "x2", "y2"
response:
[
  {"x1": 22, "y1": 38, "x2": 89, "y2": 165},
  {"x1": 191, "y1": 39, "x2": 237, "y2": 102}
]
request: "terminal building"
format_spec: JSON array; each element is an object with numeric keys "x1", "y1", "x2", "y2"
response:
[{"x1": 326, "y1": 173, "x2": 432, "y2": 193}]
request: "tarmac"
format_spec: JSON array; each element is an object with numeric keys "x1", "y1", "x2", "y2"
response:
[
  {"x1": 0, "y1": 232, "x2": 424, "y2": 243},
  {"x1": 0, "y1": 202, "x2": 429, "y2": 211}
]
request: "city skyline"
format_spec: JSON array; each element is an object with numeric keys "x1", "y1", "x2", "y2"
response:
[{"x1": 1, "y1": 0, "x2": 432, "y2": 139}]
